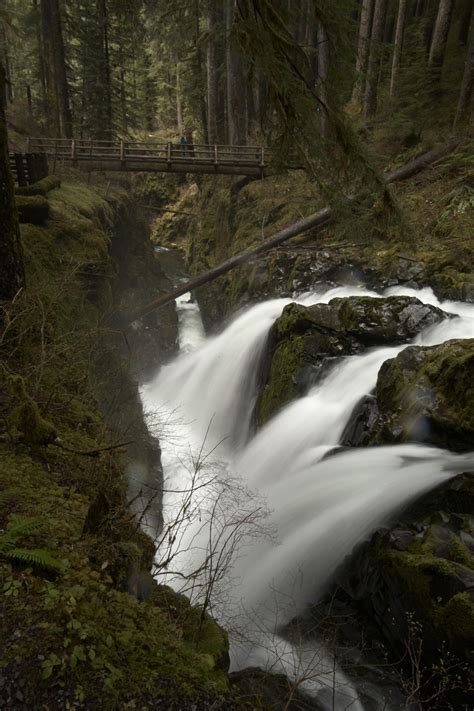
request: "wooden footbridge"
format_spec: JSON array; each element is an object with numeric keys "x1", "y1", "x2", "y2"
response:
[{"x1": 26, "y1": 137, "x2": 273, "y2": 177}]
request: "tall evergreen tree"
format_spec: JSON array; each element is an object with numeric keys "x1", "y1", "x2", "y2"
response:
[
  {"x1": 390, "y1": 0, "x2": 407, "y2": 97},
  {"x1": 364, "y1": 0, "x2": 388, "y2": 118},
  {"x1": 352, "y1": 0, "x2": 375, "y2": 105}
]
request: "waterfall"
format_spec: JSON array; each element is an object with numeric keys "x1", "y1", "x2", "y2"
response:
[{"x1": 141, "y1": 286, "x2": 474, "y2": 710}]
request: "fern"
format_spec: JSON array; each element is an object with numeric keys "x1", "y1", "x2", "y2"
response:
[
  {"x1": 0, "y1": 516, "x2": 63, "y2": 573},
  {"x1": 4, "y1": 547, "x2": 63, "y2": 571}
]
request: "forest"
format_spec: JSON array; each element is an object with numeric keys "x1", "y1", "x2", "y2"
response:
[{"x1": 0, "y1": 1, "x2": 473, "y2": 710}]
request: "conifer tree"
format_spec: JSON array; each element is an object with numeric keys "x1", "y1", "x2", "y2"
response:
[{"x1": 364, "y1": 0, "x2": 388, "y2": 118}]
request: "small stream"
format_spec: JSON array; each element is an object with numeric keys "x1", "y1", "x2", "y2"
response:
[{"x1": 140, "y1": 284, "x2": 474, "y2": 710}]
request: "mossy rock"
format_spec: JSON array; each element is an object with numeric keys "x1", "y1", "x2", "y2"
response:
[
  {"x1": 374, "y1": 339, "x2": 474, "y2": 450},
  {"x1": 256, "y1": 296, "x2": 448, "y2": 426},
  {"x1": 16, "y1": 195, "x2": 49, "y2": 224}
]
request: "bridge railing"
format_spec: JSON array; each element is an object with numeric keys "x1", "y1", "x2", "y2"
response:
[{"x1": 28, "y1": 138, "x2": 270, "y2": 167}]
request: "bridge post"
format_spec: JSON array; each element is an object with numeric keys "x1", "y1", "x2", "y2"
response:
[
  {"x1": 71, "y1": 139, "x2": 76, "y2": 160},
  {"x1": 260, "y1": 146, "x2": 265, "y2": 179},
  {"x1": 214, "y1": 144, "x2": 218, "y2": 171},
  {"x1": 120, "y1": 140, "x2": 125, "y2": 164},
  {"x1": 14, "y1": 154, "x2": 27, "y2": 186}
]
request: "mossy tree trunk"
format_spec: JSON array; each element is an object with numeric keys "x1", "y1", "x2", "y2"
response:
[
  {"x1": 0, "y1": 64, "x2": 25, "y2": 302},
  {"x1": 352, "y1": 0, "x2": 374, "y2": 105}
]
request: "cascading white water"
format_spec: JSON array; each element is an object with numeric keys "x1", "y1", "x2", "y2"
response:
[{"x1": 141, "y1": 286, "x2": 474, "y2": 710}]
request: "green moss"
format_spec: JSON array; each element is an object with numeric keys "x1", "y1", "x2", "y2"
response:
[
  {"x1": 376, "y1": 340, "x2": 474, "y2": 445},
  {"x1": 381, "y1": 546, "x2": 474, "y2": 648},
  {"x1": 258, "y1": 335, "x2": 305, "y2": 425},
  {"x1": 436, "y1": 593, "x2": 474, "y2": 642}
]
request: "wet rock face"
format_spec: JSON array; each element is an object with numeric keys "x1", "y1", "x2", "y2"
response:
[
  {"x1": 256, "y1": 296, "x2": 449, "y2": 426},
  {"x1": 344, "y1": 339, "x2": 474, "y2": 451}
]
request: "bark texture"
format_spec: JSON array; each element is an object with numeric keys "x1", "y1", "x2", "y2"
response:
[
  {"x1": 226, "y1": 0, "x2": 247, "y2": 145},
  {"x1": 363, "y1": 0, "x2": 388, "y2": 118},
  {"x1": 454, "y1": 16, "x2": 474, "y2": 127},
  {"x1": 0, "y1": 65, "x2": 25, "y2": 302},
  {"x1": 40, "y1": 0, "x2": 72, "y2": 137},
  {"x1": 352, "y1": 0, "x2": 374, "y2": 104},
  {"x1": 428, "y1": 0, "x2": 454, "y2": 67},
  {"x1": 390, "y1": 0, "x2": 407, "y2": 97}
]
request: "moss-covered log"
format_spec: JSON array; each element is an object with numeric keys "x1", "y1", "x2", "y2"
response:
[{"x1": 15, "y1": 174, "x2": 61, "y2": 196}]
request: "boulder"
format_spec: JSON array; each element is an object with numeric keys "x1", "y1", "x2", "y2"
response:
[
  {"x1": 358, "y1": 339, "x2": 474, "y2": 451},
  {"x1": 256, "y1": 296, "x2": 448, "y2": 425},
  {"x1": 338, "y1": 478, "x2": 474, "y2": 652}
]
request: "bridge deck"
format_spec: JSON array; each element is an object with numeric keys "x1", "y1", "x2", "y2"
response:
[{"x1": 28, "y1": 138, "x2": 272, "y2": 177}]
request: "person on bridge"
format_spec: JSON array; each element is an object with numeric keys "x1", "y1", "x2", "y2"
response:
[{"x1": 180, "y1": 135, "x2": 188, "y2": 156}]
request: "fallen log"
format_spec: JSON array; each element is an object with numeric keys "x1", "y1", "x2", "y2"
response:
[{"x1": 127, "y1": 136, "x2": 464, "y2": 323}]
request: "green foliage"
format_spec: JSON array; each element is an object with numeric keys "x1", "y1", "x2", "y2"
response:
[{"x1": 0, "y1": 515, "x2": 63, "y2": 572}]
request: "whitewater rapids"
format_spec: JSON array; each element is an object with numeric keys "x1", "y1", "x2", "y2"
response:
[{"x1": 140, "y1": 284, "x2": 474, "y2": 710}]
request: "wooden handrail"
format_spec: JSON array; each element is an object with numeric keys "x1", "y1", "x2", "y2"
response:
[{"x1": 26, "y1": 137, "x2": 279, "y2": 176}]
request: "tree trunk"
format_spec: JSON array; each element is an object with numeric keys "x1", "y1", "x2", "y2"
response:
[
  {"x1": 51, "y1": 0, "x2": 72, "y2": 137},
  {"x1": 195, "y1": 0, "x2": 208, "y2": 143},
  {"x1": 453, "y1": 16, "x2": 474, "y2": 128},
  {"x1": 0, "y1": 27, "x2": 13, "y2": 103},
  {"x1": 207, "y1": 0, "x2": 219, "y2": 144},
  {"x1": 98, "y1": 0, "x2": 112, "y2": 138},
  {"x1": 390, "y1": 0, "x2": 407, "y2": 97},
  {"x1": 41, "y1": 0, "x2": 60, "y2": 136},
  {"x1": 226, "y1": 0, "x2": 247, "y2": 145},
  {"x1": 34, "y1": 0, "x2": 48, "y2": 125},
  {"x1": 317, "y1": 23, "x2": 330, "y2": 139},
  {"x1": 176, "y1": 60, "x2": 183, "y2": 134},
  {"x1": 352, "y1": 0, "x2": 374, "y2": 105},
  {"x1": 428, "y1": 0, "x2": 454, "y2": 68},
  {"x1": 0, "y1": 64, "x2": 25, "y2": 302},
  {"x1": 363, "y1": 0, "x2": 388, "y2": 118}
]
